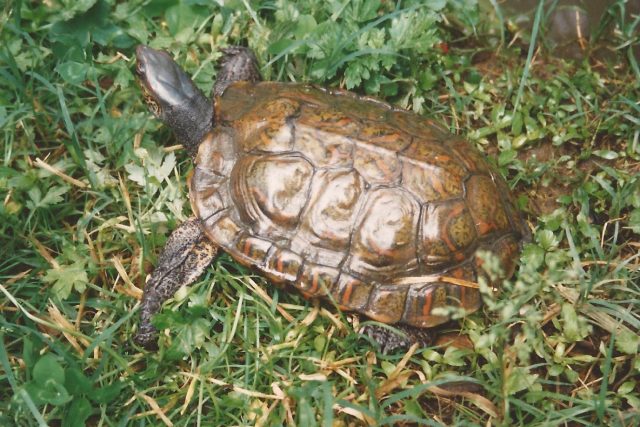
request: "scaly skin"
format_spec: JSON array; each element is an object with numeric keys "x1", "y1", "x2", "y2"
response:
[
  {"x1": 360, "y1": 324, "x2": 434, "y2": 354},
  {"x1": 135, "y1": 218, "x2": 218, "y2": 349}
]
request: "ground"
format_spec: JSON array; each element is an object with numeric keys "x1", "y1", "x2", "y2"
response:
[{"x1": 0, "y1": 1, "x2": 639, "y2": 426}]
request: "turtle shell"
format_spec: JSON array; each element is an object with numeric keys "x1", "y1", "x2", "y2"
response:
[{"x1": 190, "y1": 82, "x2": 527, "y2": 328}]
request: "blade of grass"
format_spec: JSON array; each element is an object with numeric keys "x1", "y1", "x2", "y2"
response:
[
  {"x1": 56, "y1": 84, "x2": 99, "y2": 188},
  {"x1": 513, "y1": 0, "x2": 544, "y2": 113},
  {"x1": 488, "y1": 0, "x2": 505, "y2": 46},
  {"x1": 596, "y1": 333, "x2": 616, "y2": 422}
]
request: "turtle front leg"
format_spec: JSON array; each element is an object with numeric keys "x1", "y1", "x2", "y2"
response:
[
  {"x1": 212, "y1": 46, "x2": 262, "y2": 97},
  {"x1": 361, "y1": 323, "x2": 434, "y2": 354},
  {"x1": 135, "y1": 218, "x2": 218, "y2": 349}
]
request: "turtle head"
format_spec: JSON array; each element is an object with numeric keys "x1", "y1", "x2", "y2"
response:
[{"x1": 135, "y1": 45, "x2": 213, "y2": 156}]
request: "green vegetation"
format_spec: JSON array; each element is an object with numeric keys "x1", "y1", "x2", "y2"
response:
[{"x1": 1, "y1": 0, "x2": 638, "y2": 425}]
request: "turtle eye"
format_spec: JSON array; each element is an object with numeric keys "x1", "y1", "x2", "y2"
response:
[{"x1": 136, "y1": 61, "x2": 145, "y2": 76}]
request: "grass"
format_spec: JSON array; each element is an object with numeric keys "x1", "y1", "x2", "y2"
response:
[{"x1": 1, "y1": 0, "x2": 639, "y2": 425}]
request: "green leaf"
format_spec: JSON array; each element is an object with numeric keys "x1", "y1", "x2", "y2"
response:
[
  {"x1": 592, "y1": 150, "x2": 619, "y2": 160},
  {"x1": 618, "y1": 380, "x2": 636, "y2": 395},
  {"x1": 25, "y1": 380, "x2": 72, "y2": 406},
  {"x1": 537, "y1": 229, "x2": 559, "y2": 251},
  {"x1": 344, "y1": 61, "x2": 367, "y2": 89},
  {"x1": 49, "y1": 0, "x2": 109, "y2": 47},
  {"x1": 169, "y1": 318, "x2": 211, "y2": 356},
  {"x1": 65, "y1": 367, "x2": 93, "y2": 396},
  {"x1": 54, "y1": 0, "x2": 99, "y2": 21},
  {"x1": 426, "y1": 0, "x2": 447, "y2": 11},
  {"x1": 92, "y1": 382, "x2": 125, "y2": 404},
  {"x1": 142, "y1": 0, "x2": 179, "y2": 17},
  {"x1": 63, "y1": 397, "x2": 92, "y2": 427},
  {"x1": 561, "y1": 303, "x2": 588, "y2": 342},
  {"x1": 626, "y1": 394, "x2": 640, "y2": 410},
  {"x1": 295, "y1": 15, "x2": 318, "y2": 39},
  {"x1": 33, "y1": 354, "x2": 65, "y2": 386},
  {"x1": 165, "y1": 3, "x2": 207, "y2": 36},
  {"x1": 268, "y1": 39, "x2": 298, "y2": 55},
  {"x1": 521, "y1": 244, "x2": 545, "y2": 270},
  {"x1": 403, "y1": 398, "x2": 425, "y2": 418},
  {"x1": 389, "y1": 10, "x2": 438, "y2": 53},
  {"x1": 313, "y1": 335, "x2": 326, "y2": 353},
  {"x1": 615, "y1": 330, "x2": 640, "y2": 355},
  {"x1": 504, "y1": 367, "x2": 538, "y2": 395},
  {"x1": 124, "y1": 163, "x2": 146, "y2": 187},
  {"x1": 43, "y1": 260, "x2": 89, "y2": 300},
  {"x1": 56, "y1": 61, "x2": 89, "y2": 84},
  {"x1": 25, "y1": 354, "x2": 72, "y2": 406},
  {"x1": 381, "y1": 360, "x2": 396, "y2": 377},
  {"x1": 511, "y1": 112, "x2": 523, "y2": 135},
  {"x1": 153, "y1": 152, "x2": 176, "y2": 183},
  {"x1": 628, "y1": 208, "x2": 640, "y2": 233},
  {"x1": 498, "y1": 149, "x2": 517, "y2": 167},
  {"x1": 27, "y1": 185, "x2": 71, "y2": 211},
  {"x1": 442, "y1": 347, "x2": 466, "y2": 367}
]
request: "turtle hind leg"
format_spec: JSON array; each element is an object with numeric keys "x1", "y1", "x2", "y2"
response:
[
  {"x1": 360, "y1": 323, "x2": 434, "y2": 354},
  {"x1": 135, "y1": 218, "x2": 218, "y2": 349},
  {"x1": 213, "y1": 46, "x2": 262, "y2": 97}
]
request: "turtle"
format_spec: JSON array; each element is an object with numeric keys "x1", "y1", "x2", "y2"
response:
[{"x1": 133, "y1": 44, "x2": 529, "y2": 352}]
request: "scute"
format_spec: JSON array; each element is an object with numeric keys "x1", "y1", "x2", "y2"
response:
[
  {"x1": 234, "y1": 98, "x2": 299, "y2": 152},
  {"x1": 354, "y1": 142, "x2": 402, "y2": 185},
  {"x1": 293, "y1": 123, "x2": 354, "y2": 168},
  {"x1": 365, "y1": 285, "x2": 408, "y2": 324},
  {"x1": 191, "y1": 81, "x2": 527, "y2": 330},
  {"x1": 349, "y1": 188, "x2": 420, "y2": 278},
  {"x1": 421, "y1": 199, "x2": 477, "y2": 269},
  {"x1": 290, "y1": 169, "x2": 364, "y2": 267},
  {"x1": 264, "y1": 247, "x2": 303, "y2": 283},
  {"x1": 465, "y1": 174, "x2": 510, "y2": 236},
  {"x1": 231, "y1": 153, "x2": 313, "y2": 235}
]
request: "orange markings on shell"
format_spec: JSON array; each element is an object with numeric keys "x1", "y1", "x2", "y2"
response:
[
  {"x1": 264, "y1": 248, "x2": 303, "y2": 283},
  {"x1": 387, "y1": 110, "x2": 448, "y2": 140},
  {"x1": 235, "y1": 234, "x2": 272, "y2": 266},
  {"x1": 401, "y1": 140, "x2": 466, "y2": 202},
  {"x1": 296, "y1": 263, "x2": 339, "y2": 297},
  {"x1": 448, "y1": 139, "x2": 491, "y2": 174},
  {"x1": 402, "y1": 284, "x2": 453, "y2": 328},
  {"x1": 465, "y1": 174, "x2": 510, "y2": 236},
  {"x1": 293, "y1": 123, "x2": 354, "y2": 168},
  {"x1": 234, "y1": 98, "x2": 300, "y2": 152},
  {"x1": 353, "y1": 143, "x2": 402, "y2": 185},
  {"x1": 421, "y1": 200, "x2": 477, "y2": 269},
  {"x1": 333, "y1": 274, "x2": 373, "y2": 311}
]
